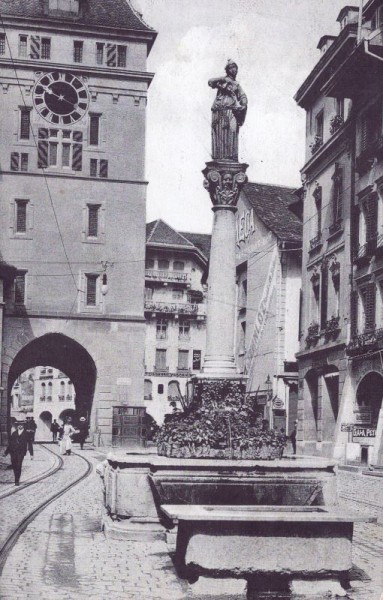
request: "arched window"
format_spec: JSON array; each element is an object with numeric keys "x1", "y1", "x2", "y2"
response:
[
  {"x1": 60, "y1": 380, "x2": 65, "y2": 401},
  {"x1": 168, "y1": 380, "x2": 179, "y2": 399},
  {"x1": 47, "y1": 381, "x2": 52, "y2": 401},
  {"x1": 41, "y1": 382, "x2": 46, "y2": 400}
]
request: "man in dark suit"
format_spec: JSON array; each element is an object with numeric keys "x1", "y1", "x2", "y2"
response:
[
  {"x1": 4, "y1": 422, "x2": 28, "y2": 485},
  {"x1": 25, "y1": 416, "x2": 37, "y2": 459}
]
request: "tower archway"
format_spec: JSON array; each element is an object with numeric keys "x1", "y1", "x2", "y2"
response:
[{"x1": 7, "y1": 333, "x2": 97, "y2": 433}]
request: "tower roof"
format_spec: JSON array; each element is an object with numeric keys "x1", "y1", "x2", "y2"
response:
[{"x1": 0, "y1": 0, "x2": 155, "y2": 33}]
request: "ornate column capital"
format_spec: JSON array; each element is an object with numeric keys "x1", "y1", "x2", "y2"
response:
[{"x1": 202, "y1": 160, "x2": 248, "y2": 209}]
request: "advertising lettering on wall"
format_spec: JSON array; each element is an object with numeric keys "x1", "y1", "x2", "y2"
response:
[
  {"x1": 352, "y1": 426, "x2": 376, "y2": 439},
  {"x1": 236, "y1": 208, "x2": 255, "y2": 247}
]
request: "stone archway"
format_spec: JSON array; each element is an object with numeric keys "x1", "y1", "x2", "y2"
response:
[{"x1": 6, "y1": 333, "x2": 97, "y2": 437}]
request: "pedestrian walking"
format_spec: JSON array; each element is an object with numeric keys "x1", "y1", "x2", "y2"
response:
[
  {"x1": 3, "y1": 421, "x2": 27, "y2": 485},
  {"x1": 50, "y1": 419, "x2": 60, "y2": 442},
  {"x1": 24, "y1": 416, "x2": 37, "y2": 459},
  {"x1": 290, "y1": 419, "x2": 298, "y2": 455},
  {"x1": 60, "y1": 417, "x2": 77, "y2": 456},
  {"x1": 77, "y1": 417, "x2": 89, "y2": 450}
]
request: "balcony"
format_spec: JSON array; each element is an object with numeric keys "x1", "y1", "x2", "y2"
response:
[
  {"x1": 324, "y1": 316, "x2": 341, "y2": 341},
  {"x1": 177, "y1": 367, "x2": 191, "y2": 374},
  {"x1": 145, "y1": 301, "x2": 206, "y2": 318},
  {"x1": 154, "y1": 366, "x2": 169, "y2": 374},
  {"x1": 305, "y1": 322, "x2": 320, "y2": 348},
  {"x1": 354, "y1": 238, "x2": 376, "y2": 267},
  {"x1": 309, "y1": 233, "x2": 322, "y2": 252},
  {"x1": 328, "y1": 219, "x2": 343, "y2": 237},
  {"x1": 355, "y1": 136, "x2": 383, "y2": 175},
  {"x1": 145, "y1": 269, "x2": 191, "y2": 286},
  {"x1": 346, "y1": 327, "x2": 383, "y2": 357},
  {"x1": 310, "y1": 135, "x2": 323, "y2": 155}
]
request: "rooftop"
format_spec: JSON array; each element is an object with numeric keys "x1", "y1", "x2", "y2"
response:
[
  {"x1": 146, "y1": 220, "x2": 211, "y2": 262},
  {"x1": 242, "y1": 182, "x2": 302, "y2": 244},
  {"x1": 0, "y1": 0, "x2": 156, "y2": 35}
]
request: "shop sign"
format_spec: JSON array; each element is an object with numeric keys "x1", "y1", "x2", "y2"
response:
[
  {"x1": 341, "y1": 423, "x2": 353, "y2": 432},
  {"x1": 352, "y1": 426, "x2": 376, "y2": 439},
  {"x1": 354, "y1": 410, "x2": 372, "y2": 424}
]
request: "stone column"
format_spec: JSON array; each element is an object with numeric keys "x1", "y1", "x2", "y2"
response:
[{"x1": 202, "y1": 160, "x2": 248, "y2": 376}]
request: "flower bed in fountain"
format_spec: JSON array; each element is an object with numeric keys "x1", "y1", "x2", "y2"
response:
[{"x1": 155, "y1": 379, "x2": 287, "y2": 460}]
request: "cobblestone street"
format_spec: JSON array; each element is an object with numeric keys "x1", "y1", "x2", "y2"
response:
[{"x1": 0, "y1": 446, "x2": 382, "y2": 599}]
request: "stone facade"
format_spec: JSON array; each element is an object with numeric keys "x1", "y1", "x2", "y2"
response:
[
  {"x1": 294, "y1": 2, "x2": 383, "y2": 464},
  {"x1": 0, "y1": 0, "x2": 156, "y2": 445}
]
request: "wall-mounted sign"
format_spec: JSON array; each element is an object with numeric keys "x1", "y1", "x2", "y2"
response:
[
  {"x1": 273, "y1": 398, "x2": 285, "y2": 409},
  {"x1": 192, "y1": 350, "x2": 201, "y2": 370},
  {"x1": 341, "y1": 423, "x2": 353, "y2": 432},
  {"x1": 236, "y1": 208, "x2": 255, "y2": 246},
  {"x1": 352, "y1": 426, "x2": 376, "y2": 439},
  {"x1": 354, "y1": 410, "x2": 372, "y2": 424}
]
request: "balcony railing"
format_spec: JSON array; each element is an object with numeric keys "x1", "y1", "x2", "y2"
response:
[
  {"x1": 145, "y1": 300, "x2": 205, "y2": 317},
  {"x1": 305, "y1": 322, "x2": 320, "y2": 348},
  {"x1": 145, "y1": 269, "x2": 191, "y2": 285},
  {"x1": 310, "y1": 135, "x2": 323, "y2": 155},
  {"x1": 309, "y1": 233, "x2": 322, "y2": 252},
  {"x1": 354, "y1": 237, "x2": 377, "y2": 265},
  {"x1": 346, "y1": 327, "x2": 383, "y2": 357},
  {"x1": 154, "y1": 365, "x2": 169, "y2": 373},
  {"x1": 177, "y1": 366, "x2": 191, "y2": 374},
  {"x1": 178, "y1": 332, "x2": 191, "y2": 341},
  {"x1": 328, "y1": 219, "x2": 343, "y2": 236},
  {"x1": 156, "y1": 331, "x2": 168, "y2": 340}
]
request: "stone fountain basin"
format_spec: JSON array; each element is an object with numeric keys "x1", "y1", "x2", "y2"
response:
[{"x1": 161, "y1": 504, "x2": 374, "y2": 577}]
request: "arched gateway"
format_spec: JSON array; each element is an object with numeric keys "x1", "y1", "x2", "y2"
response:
[{"x1": 6, "y1": 333, "x2": 96, "y2": 436}]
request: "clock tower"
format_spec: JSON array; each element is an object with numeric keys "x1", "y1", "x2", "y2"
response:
[{"x1": 0, "y1": 0, "x2": 157, "y2": 445}]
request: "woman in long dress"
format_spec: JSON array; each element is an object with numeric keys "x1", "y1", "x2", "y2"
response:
[{"x1": 60, "y1": 418, "x2": 77, "y2": 455}]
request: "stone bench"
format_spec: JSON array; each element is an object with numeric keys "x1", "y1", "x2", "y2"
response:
[{"x1": 161, "y1": 504, "x2": 375, "y2": 578}]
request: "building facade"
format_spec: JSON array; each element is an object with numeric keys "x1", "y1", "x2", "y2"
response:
[
  {"x1": 11, "y1": 366, "x2": 75, "y2": 440},
  {"x1": 0, "y1": 0, "x2": 156, "y2": 446},
  {"x1": 295, "y1": 2, "x2": 383, "y2": 465},
  {"x1": 144, "y1": 220, "x2": 210, "y2": 424},
  {"x1": 235, "y1": 183, "x2": 302, "y2": 436}
]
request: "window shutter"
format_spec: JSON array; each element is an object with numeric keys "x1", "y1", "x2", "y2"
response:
[
  {"x1": 86, "y1": 274, "x2": 97, "y2": 306},
  {"x1": 15, "y1": 273, "x2": 25, "y2": 304},
  {"x1": 90, "y1": 158, "x2": 97, "y2": 177},
  {"x1": 350, "y1": 290, "x2": 358, "y2": 335},
  {"x1": 360, "y1": 114, "x2": 368, "y2": 152},
  {"x1": 37, "y1": 129, "x2": 49, "y2": 168},
  {"x1": 88, "y1": 205, "x2": 99, "y2": 237},
  {"x1": 106, "y1": 43, "x2": 117, "y2": 67},
  {"x1": 20, "y1": 109, "x2": 30, "y2": 140},
  {"x1": 11, "y1": 152, "x2": 19, "y2": 171},
  {"x1": 16, "y1": 201, "x2": 27, "y2": 233},
  {"x1": 320, "y1": 267, "x2": 328, "y2": 329},
  {"x1": 366, "y1": 194, "x2": 378, "y2": 243},
  {"x1": 365, "y1": 283, "x2": 376, "y2": 331},
  {"x1": 99, "y1": 159, "x2": 108, "y2": 178},
  {"x1": 30, "y1": 35, "x2": 40, "y2": 59},
  {"x1": 89, "y1": 115, "x2": 99, "y2": 145},
  {"x1": 20, "y1": 153, "x2": 28, "y2": 171}
]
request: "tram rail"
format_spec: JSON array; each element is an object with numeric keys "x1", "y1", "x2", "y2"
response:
[{"x1": 0, "y1": 447, "x2": 92, "y2": 575}]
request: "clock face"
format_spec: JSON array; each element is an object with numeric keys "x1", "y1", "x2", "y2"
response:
[{"x1": 33, "y1": 71, "x2": 89, "y2": 125}]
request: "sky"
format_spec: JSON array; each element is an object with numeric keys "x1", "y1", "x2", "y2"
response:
[{"x1": 133, "y1": 0, "x2": 351, "y2": 233}]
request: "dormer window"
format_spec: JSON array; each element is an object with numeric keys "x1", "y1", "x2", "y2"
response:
[{"x1": 49, "y1": 0, "x2": 79, "y2": 14}]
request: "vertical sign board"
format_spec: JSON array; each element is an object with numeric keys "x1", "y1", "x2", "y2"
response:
[{"x1": 192, "y1": 350, "x2": 201, "y2": 370}]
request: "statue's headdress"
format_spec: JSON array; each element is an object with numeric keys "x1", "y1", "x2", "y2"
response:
[{"x1": 225, "y1": 59, "x2": 238, "y2": 73}]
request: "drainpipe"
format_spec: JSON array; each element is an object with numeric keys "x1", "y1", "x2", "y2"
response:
[{"x1": 357, "y1": 0, "x2": 364, "y2": 44}]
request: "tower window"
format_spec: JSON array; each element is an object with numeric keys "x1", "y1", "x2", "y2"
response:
[
  {"x1": 117, "y1": 45, "x2": 127, "y2": 68},
  {"x1": 20, "y1": 108, "x2": 31, "y2": 140},
  {"x1": 89, "y1": 114, "x2": 100, "y2": 145},
  {"x1": 73, "y1": 41, "x2": 83, "y2": 63},
  {"x1": 86, "y1": 274, "x2": 98, "y2": 306},
  {"x1": 41, "y1": 38, "x2": 51, "y2": 60},
  {"x1": 15, "y1": 200, "x2": 28, "y2": 233},
  {"x1": 18, "y1": 35, "x2": 27, "y2": 58},
  {"x1": 0, "y1": 34, "x2": 5, "y2": 55},
  {"x1": 89, "y1": 158, "x2": 108, "y2": 178},
  {"x1": 15, "y1": 272, "x2": 26, "y2": 304},
  {"x1": 87, "y1": 204, "x2": 100, "y2": 237},
  {"x1": 11, "y1": 153, "x2": 28, "y2": 172},
  {"x1": 96, "y1": 43, "x2": 104, "y2": 65}
]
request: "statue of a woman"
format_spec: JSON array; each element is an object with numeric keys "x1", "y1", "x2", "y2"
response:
[{"x1": 208, "y1": 60, "x2": 248, "y2": 161}]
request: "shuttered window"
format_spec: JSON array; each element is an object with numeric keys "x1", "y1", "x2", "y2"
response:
[
  {"x1": 155, "y1": 349, "x2": 167, "y2": 369},
  {"x1": 366, "y1": 194, "x2": 378, "y2": 243},
  {"x1": 106, "y1": 43, "x2": 117, "y2": 67},
  {"x1": 351, "y1": 290, "x2": 358, "y2": 335},
  {"x1": 320, "y1": 267, "x2": 328, "y2": 329},
  {"x1": 18, "y1": 35, "x2": 27, "y2": 57},
  {"x1": 30, "y1": 35, "x2": 40, "y2": 59},
  {"x1": 20, "y1": 108, "x2": 31, "y2": 140},
  {"x1": 0, "y1": 34, "x2": 5, "y2": 55},
  {"x1": 11, "y1": 153, "x2": 19, "y2": 171},
  {"x1": 16, "y1": 200, "x2": 27, "y2": 233},
  {"x1": 178, "y1": 350, "x2": 189, "y2": 370},
  {"x1": 15, "y1": 273, "x2": 26, "y2": 304},
  {"x1": 37, "y1": 128, "x2": 49, "y2": 168},
  {"x1": 90, "y1": 158, "x2": 97, "y2": 177},
  {"x1": 86, "y1": 274, "x2": 98, "y2": 306},
  {"x1": 361, "y1": 283, "x2": 376, "y2": 331},
  {"x1": 87, "y1": 204, "x2": 100, "y2": 237},
  {"x1": 89, "y1": 114, "x2": 100, "y2": 145},
  {"x1": 332, "y1": 163, "x2": 343, "y2": 224},
  {"x1": 20, "y1": 153, "x2": 28, "y2": 172}
]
